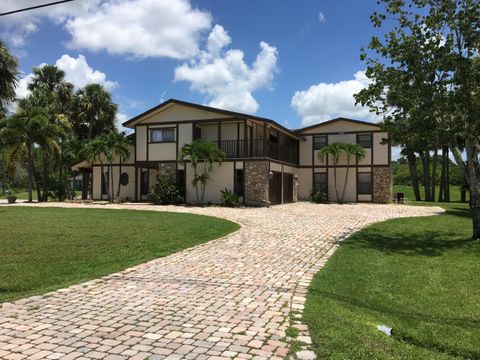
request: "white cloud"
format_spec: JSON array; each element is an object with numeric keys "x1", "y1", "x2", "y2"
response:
[
  {"x1": 174, "y1": 25, "x2": 278, "y2": 113},
  {"x1": 116, "y1": 112, "x2": 130, "y2": 132},
  {"x1": 55, "y1": 54, "x2": 118, "y2": 90},
  {"x1": 1, "y1": 0, "x2": 210, "y2": 59},
  {"x1": 15, "y1": 54, "x2": 116, "y2": 99},
  {"x1": 291, "y1": 71, "x2": 377, "y2": 126},
  {"x1": 318, "y1": 12, "x2": 326, "y2": 23}
]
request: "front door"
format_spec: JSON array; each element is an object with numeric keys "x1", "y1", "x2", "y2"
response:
[
  {"x1": 283, "y1": 173, "x2": 293, "y2": 203},
  {"x1": 269, "y1": 171, "x2": 282, "y2": 205}
]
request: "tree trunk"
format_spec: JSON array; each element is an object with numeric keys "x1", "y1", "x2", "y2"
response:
[
  {"x1": 341, "y1": 160, "x2": 351, "y2": 203},
  {"x1": 465, "y1": 141, "x2": 480, "y2": 239},
  {"x1": 32, "y1": 159, "x2": 42, "y2": 202},
  {"x1": 41, "y1": 151, "x2": 49, "y2": 202},
  {"x1": 431, "y1": 148, "x2": 438, "y2": 202},
  {"x1": 461, "y1": 186, "x2": 468, "y2": 203},
  {"x1": 116, "y1": 159, "x2": 122, "y2": 198},
  {"x1": 445, "y1": 147, "x2": 450, "y2": 202},
  {"x1": 26, "y1": 145, "x2": 33, "y2": 203},
  {"x1": 109, "y1": 162, "x2": 114, "y2": 202},
  {"x1": 439, "y1": 147, "x2": 446, "y2": 202},
  {"x1": 420, "y1": 151, "x2": 431, "y2": 201},
  {"x1": 406, "y1": 149, "x2": 421, "y2": 201},
  {"x1": 81, "y1": 172, "x2": 89, "y2": 199},
  {"x1": 333, "y1": 166, "x2": 340, "y2": 203}
]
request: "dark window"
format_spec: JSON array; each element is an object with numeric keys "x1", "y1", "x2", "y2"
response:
[
  {"x1": 101, "y1": 171, "x2": 108, "y2": 195},
  {"x1": 140, "y1": 171, "x2": 149, "y2": 195},
  {"x1": 313, "y1": 135, "x2": 327, "y2": 150},
  {"x1": 269, "y1": 130, "x2": 278, "y2": 143},
  {"x1": 358, "y1": 133, "x2": 372, "y2": 148},
  {"x1": 120, "y1": 172, "x2": 129, "y2": 186},
  {"x1": 150, "y1": 128, "x2": 175, "y2": 143},
  {"x1": 358, "y1": 173, "x2": 372, "y2": 194},
  {"x1": 314, "y1": 172, "x2": 327, "y2": 191},
  {"x1": 235, "y1": 169, "x2": 244, "y2": 197}
]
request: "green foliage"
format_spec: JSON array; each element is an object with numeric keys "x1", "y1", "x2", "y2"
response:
[
  {"x1": 0, "y1": 207, "x2": 238, "y2": 303},
  {"x1": 304, "y1": 202, "x2": 478, "y2": 359},
  {"x1": 0, "y1": 39, "x2": 19, "y2": 115},
  {"x1": 310, "y1": 186, "x2": 328, "y2": 203},
  {"x1": 148, "y1": 179, "x2": 184, "y2": 205},
  {"x1": 220, "y1": 188, "x2": 240, "y2": 207}
]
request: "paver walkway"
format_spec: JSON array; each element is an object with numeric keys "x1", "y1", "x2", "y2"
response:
[{"x1": 0, "y1": 202, "x2": 443, "y2": 359}]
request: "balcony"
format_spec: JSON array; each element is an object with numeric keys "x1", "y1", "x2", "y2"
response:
[{"x1": 214, "y1": 139, "x2": 299, "y2": 165}]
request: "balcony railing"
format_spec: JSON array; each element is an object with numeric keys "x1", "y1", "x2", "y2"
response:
[{"x1": 213, "y1": 139, "x2": 299, "y2": 165}]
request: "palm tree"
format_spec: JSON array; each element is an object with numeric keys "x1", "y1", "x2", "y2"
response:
[
  {"x1": 28, "y1": 65, "x2": 66, "y2": 93},
  {"x1": 83, "y1": 131, "x2": 130, "y2": 202},
  {"x1": 0, "y1": 40, "x2": 19, "y2": 116},
  {"x1": 178, "y1": 140, "x2": 225, "y2": 206},
  {"x1": 318, "y1": 142, "x2": 366, "y2": 203},
  {"x1": 75, "y1": 84, "x2": 117, "y2": 199},
  {"x1": 0, "y1": 107, "x2": 51, "y2": 202}
]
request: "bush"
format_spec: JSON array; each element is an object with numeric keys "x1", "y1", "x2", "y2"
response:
[
  {"x1": 220, "y1": 188, "x2": 240, "y2": 207},
  {"x1": 148, "y1": 180, "x2": 184, "y2": 205},
  {"x1": 310, "y1": 187, "x2": 328, "y2": 203}
]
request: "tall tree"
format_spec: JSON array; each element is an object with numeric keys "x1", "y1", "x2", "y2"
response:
[
  {"x1": 356, "y1": 0, "x2": 480, "y2": 238},
  {"x1": 0, "y1": 39, "x2": 19, "y2": 116},
  {"x1": 74, "y1": 83, "x2": 117, "y2": 199}
]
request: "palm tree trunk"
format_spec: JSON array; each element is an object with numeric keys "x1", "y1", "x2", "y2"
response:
[
  {"x1": 27, "y1": 145, "x2": 33, "y2": 203},
  {"x1": 431, "y1": 148, "x2": 438, "y2": 202},
  {"x1": 116, "y1": 159, "x2": 122, "y2": 198},
  {"x1": 194, "y1": 166, "x2": 199, "y2": 204},
  {"x1": 110, "y1": 162, "x2": 114, "y2": 202},
  {"x1": 341, "y1": 156, "x2": 351, "y2": 203},
  {"x1": 333, "y1": 166, "x2": 340, "y2": 203},
  {"x1": 41, "y1": 151, "x2": 49, "y2": 202}
]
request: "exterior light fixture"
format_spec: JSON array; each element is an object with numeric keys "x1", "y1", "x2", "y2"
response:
[{"x1": 268, "y1": 171, "x2": 274, "y2": 180}]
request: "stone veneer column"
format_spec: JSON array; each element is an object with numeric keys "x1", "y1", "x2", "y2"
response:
[
  {"x1": 245, "y1": 161, "x2": 269, "y2": 206},
  {"x1": 373, "y1": 166, "x2": 392, "y2": 203}
]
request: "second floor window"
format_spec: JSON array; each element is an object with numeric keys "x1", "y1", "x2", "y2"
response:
[
  {"x1": 150, "y1": 128, "x2": 175, "y2": 143},
  {"x1": 358, "y1": 133, "x2": 372, "y2": 148},
  {"x1": 313, "y1": 135, "x2": 327, "y2": 150}
]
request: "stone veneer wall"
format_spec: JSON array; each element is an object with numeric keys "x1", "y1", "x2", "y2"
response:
[
  {"x1": 245, "y1": 161, "x2": 269, "y2": 206},
  {"x1": 373, "y1": 166, "x2": 392, "y2": 203}
]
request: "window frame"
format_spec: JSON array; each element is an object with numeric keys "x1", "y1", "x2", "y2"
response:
[
  {"x1": 357, "y1": 133, "x2": 372, "y2": 149},
  {"x1": 357, "y1": 172, "x2": 372, "y2": 195},
  {"x1": 313, "y1": 135, "x2": 327, "y2": 150},
  {"x1": 149, "y1": 127, "x2": 176, "y2": 143},
  {"x1": 313, "y1": 172, "x2": 327, "y2": 191}
]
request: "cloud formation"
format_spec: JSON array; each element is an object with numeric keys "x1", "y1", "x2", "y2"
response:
[
  {"x1": 1, "y1": 0, "x2": 211, "y2": 59},
  {"x1": 174, "y1": 25, "x2": 278, "y2": 113},
  {"x1": 291, "y1": 71, "x2": 376, "y2": 126}
]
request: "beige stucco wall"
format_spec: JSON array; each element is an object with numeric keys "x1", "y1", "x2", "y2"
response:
[
  {"x1": 358, "y1": 148, "x2": 372, "y2": 165},
  {"x1": 92, "y1": 166, "x2": 135, "y2": 200},
  {"x1": 148, "y1": 143, "x2": 177, "y2": 161},
  {"x1": 201, "y1": 124, "x2": 218, "y2": 141},
  {"x1": 297, "y1": 168, "x2": 312, "y2": 200},
  {"x1": 138, "y1": 103, "x2": 230, "y2": 124},
  {"x1": 358, "y1": 194, "x2": 372, "y2": 202},
  {"x1": 373, "y1": 132, "x2": 389, "y2": 165},
  {"x1": 328, "y1": 168, "x2": 357, "y2": 202},
  {"x1": 300, "y1": 120, "x2": 380, "y2": 134},
  {"x1": 221, "y1": 123, "x2": 238, "y2": 140},
  {"x1": 178, "y1": 123, "x2": 192, "y2": 150},
  {"x1": 185, "y1": 162, "x2": 234, "y2": 204},
  {"x1": 299, "y1": 136, "x2": 312, "y2": 166},
  {"x1": 136, "y1": 126, "x2": 147, "y2": 161},
  {"x1": 92, "y1": 166, "x2": 102, "y2": 199}
]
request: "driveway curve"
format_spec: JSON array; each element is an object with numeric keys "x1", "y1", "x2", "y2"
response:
[{"x1": 0, "y1": 202, "x2": 442, "y2": 360}]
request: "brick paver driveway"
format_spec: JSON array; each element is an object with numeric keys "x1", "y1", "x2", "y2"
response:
[{"x1": 0, "y1": 202, "x2": 442, "y2": 359}]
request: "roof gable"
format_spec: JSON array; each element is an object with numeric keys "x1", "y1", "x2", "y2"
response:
[{"x1": 296, "y1": 118, "x2": 382, "y2": 134}]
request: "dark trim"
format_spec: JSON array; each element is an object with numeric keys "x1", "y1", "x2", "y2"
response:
[
  {"x1": 295, "y1": 117, "x2": 382, "y2": 133},
  {"x1": 298, "y1": 164, "x2": 390, "y2": 169},
  {"x1": 134, "y1": 166, "x2": 138, "y2": 201},
  {"x1": 146, "y1": 125, "x2": 149, "y2": 161},
  {"x1": 300, "y1": 129, "x2": 384, "y2": 136},
  {"x1": 122, "y1": 98, "x2": 303, "y2": 140}
]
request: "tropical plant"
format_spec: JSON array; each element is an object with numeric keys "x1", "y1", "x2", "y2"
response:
[
  {"x1": 0, "y1": 107, "x2": 51, "y2": 202},
  {"x1": 74, "y1": 83, "x2": 117, "y2": 199},
  {"x1": 83, "y1": 131, "x2": 130, "y2": 202},
  {"x1": 220, "y1": 188, "x2": 240, "y2": 207},
  {"x1": 310, "y1": 186, "x2": 328, "y2": 204},
  {"x1": 318, "y1": 142, "x2": 365, "y2": 203},
  {"x1": 178, "y1": 140, "x2": 226, "y2": 206},
  {"x1": 0, "y1": 39, "x2": 19, "y2": 116},
  {"x1": 148, "y1": 179, "x2": 183, "y2": 205}
]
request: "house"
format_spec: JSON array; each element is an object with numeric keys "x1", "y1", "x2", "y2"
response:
[{"x1": 80, "y1": 99, "x2": 391, "y2": 205}]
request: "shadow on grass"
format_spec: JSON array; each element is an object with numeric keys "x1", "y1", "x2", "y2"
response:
[
  {"x1": 311, "y1": 290, "x2": 480, "y2": 359},
  {"x1": 349, "y1": 228, "x2": 476, "y2": 257}
]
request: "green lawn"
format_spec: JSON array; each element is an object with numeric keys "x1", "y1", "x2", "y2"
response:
[
  {"x1": 393, "y1": 184, "x2": 463, "y2": 203},
  {"x1": 303, "y1": 202, "x2": 480, "y2": 359},
  {"x1": 0, "y1": 207, "x2": 239, "y2": 303}
]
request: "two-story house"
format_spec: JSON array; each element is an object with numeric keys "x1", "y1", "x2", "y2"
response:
[{"x1": 78, "y1": 99, "x2": 391, "y2": 205}]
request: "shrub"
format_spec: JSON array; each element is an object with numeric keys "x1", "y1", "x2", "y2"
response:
[
  {"x1": 220, "y1": 188, "x2": 240, "y2": 207},
  {"x1": 148, "y1": 179, "x2": 184, "y2": 205},
  {"x1": 310, "y1": 186, "x2": 328, "y2": 203}
]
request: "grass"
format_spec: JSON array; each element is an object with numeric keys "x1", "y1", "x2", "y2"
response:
[
  {"x1": 393, "y1": 185, "x2": 463, "y2": 203},
  {"x1": 303, "y1": 201, "x2": 480, "y2": 359},
  {"x1": 0, "y1": 206, "x2": 239, "y2": 303}
]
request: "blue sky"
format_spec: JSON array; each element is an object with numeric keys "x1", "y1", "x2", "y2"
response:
[{"x1": 1, "y1": 0, "x2": 384, "y2": 132}]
